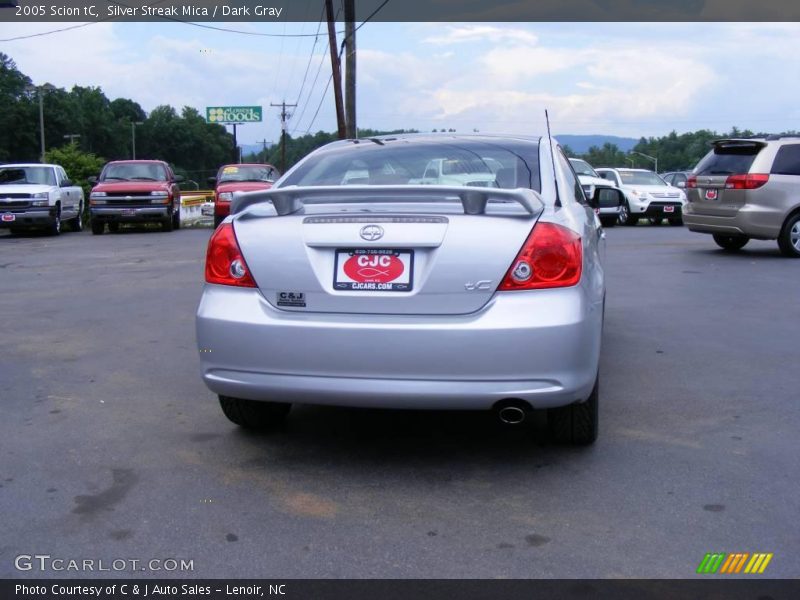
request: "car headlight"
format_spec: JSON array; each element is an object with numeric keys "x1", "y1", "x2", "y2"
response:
[
  {"x1": 150, "y1": 191, "x2": 169, "y2": 197},
  {"x1": 630, "y1": 189, "x2": 648, "y2": 199},
  {"x1": 90, "y1": 192, "x2": 107, "y2": 198},
  {"x1": 218, "y1": 192, "x2": 233, "y2": 202}
]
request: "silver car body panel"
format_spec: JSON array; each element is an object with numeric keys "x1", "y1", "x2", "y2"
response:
[{"x1": 197, "y1": 136, "x2": 606, "y2": 410}]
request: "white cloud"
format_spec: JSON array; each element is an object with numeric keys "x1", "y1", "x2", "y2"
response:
[{"x1": 423, "y1": 25, "x2": 538, "y2": 46}]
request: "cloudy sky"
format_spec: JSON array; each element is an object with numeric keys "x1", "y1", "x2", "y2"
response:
[{"x1": 2, "y1": 18, "x2": 800, "y2": 145}]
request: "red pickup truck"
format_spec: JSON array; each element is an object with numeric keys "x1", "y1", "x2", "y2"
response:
[
  {"x1": 88, "y1": 160, "x2": 183, "y2": 234},
  {"x1": 209, "y1": 163, "x2": 279, "y2": 228}
]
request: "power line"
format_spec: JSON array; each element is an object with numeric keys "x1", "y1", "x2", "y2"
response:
[
  {"x1": 282, "y1": 0, "x2": 316, "y2": 101},
  {"x1": 303, "y1": 73, "x2": 334, "y2": 134},
  {"x1": 292, "y1": 2, "x2": 327, "y2": 108}
]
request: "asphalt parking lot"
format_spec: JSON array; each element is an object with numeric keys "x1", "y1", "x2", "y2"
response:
[{"x1": 0, "y1": 224, "x2": 798, "y2": 579}]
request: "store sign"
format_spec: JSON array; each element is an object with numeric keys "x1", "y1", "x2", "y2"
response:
[{"x1": 206, "y1": 106, "x2": 263, "y2": 124}]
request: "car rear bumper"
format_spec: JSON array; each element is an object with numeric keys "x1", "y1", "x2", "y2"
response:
[
  {"x1": 683, "y1": 204, "x2": 783, "y2": 239},
  {"x1": 196, "y1": 284, "x2": 603, "y2": 410},
  {"x1": 0, "y1": 207, "x2": 55, "y2": 228},
  {"x1": 91, "y1": 206, "x2": 169, "y2": 222}
]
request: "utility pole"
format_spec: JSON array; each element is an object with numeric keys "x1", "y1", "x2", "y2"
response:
[
  {"x1": 271, "y1": 101, "x2": 297, "y2": 173},
  {"x1": 344, "y1": 0, "x2": 356, "y2": 139},
  {"x1": 231, "y1": 124, "x2": 238, "y2": 164},
  {"x1": 325, "y1": 0, "x2": 346, "y2": 139},
  {"x1": 130, "y1": 121, "x2": 143, "y2": 159}
]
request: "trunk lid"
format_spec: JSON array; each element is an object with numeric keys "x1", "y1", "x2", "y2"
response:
[{"x1": 233, "y1": 186, "x2": 543, "y2": 316}]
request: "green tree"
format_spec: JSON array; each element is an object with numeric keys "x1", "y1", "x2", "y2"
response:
[{"x1": 44, "y1": 142, "x2": 105, "y2": 201}]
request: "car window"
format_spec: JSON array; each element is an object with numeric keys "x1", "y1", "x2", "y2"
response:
[
  {"x1": 282, "y1": 139, "x2": 541, "y2": 191},
  {"x1": 0, "y1": 166, "x2": 56, "y2": 186},
  {"x1": 695, "y1": 143, "x2": 763, "y2": 176},
  {"x1": 219, "y1": 165, "x2": 279, "y2": 183},
  {"x1": 598, "y1": 171, "x2": 620, "y2": 186},
  {"x1": 557, "y1": 149, "x2": 585, "y2": 204},
  {"x1": 102, "y1": 163, "x2": 168, "y2": 181},
  {"x1": 569, "y1": 159, "x2": 599, "y2": 178},
  {"x1": 770, "y1": 144, "x2": 800, "y2": 176},
  {"x1": 618, "y1": 171, "x2": 666, "y2": 186}
]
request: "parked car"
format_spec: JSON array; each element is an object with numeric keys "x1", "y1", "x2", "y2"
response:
[
  {"x1": 0, "y1": 163, "x2": 84, "y2": 235},
  {"x1": 661, "y1": 170, "x2": 692, "y2": 190},
  {"x1": 569, "y1": 157, "x2": 621, "y2": 227},
  {"x1": 596, "y1": 167, "x2": 686, "y2": 226},
  {"x1": 196, "y1": 134, "x2": 624, "y2": 445},
  {"x1": 88, "y1": 160, "x2": 183, "y2": 234},
  {"x1": 208, "y1": 163, "x2": 279, "y2": 228},
  {"x1": 683, "y1": 136, "x2": 800, "y2": 257}
]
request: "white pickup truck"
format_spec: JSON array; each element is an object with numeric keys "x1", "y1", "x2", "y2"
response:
[{"x1": 0, "y1": 163, "x2": 85, "y2": 235}]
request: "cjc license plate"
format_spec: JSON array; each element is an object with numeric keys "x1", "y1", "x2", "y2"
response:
[
  {"x1": 664, "y1": 205, "x2": 675, "y2": 213},
  {"x1": 1, "y1": 213, "x2": 15, "y2": 222},
  {"x1": 334, "y1": 248, "x2": 414, "y2": 292}
]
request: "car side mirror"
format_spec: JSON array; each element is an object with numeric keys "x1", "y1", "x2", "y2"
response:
[
  {"x1": 87, "y1": 176, "x2": 97, "y2": 184},
  {"x1": 60, "y1": 179, "x2": 73, "y2": 187},
  {"x1": 591, "y1": 187, "x2": 625, "y2": 209},
  {"x1": 207, "y1": 176, "x2": 217, "y2": 187},
  {"x1": 676, "y1": 181, "x2": 686, "y2": 188},
  {"x1": 173, "y1": 175, "x2": 185, "y2": 183}
]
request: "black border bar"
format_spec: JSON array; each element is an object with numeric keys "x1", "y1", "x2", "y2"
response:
[{"x1": 4, "y1": 0, "x2": 800, "y2": 23}]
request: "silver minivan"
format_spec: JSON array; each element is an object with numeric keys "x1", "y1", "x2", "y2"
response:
[{"x1": 683, "y1": 136, "x2": 800, "y2": 257}]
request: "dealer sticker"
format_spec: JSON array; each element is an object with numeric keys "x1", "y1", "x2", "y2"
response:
[{"x1": 277, "y1": 291, "x2": 306, "y2": 307}]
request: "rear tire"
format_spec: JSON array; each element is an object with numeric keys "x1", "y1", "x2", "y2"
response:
[
  {"x1": 219, "y1": 396, "x2": 291, "y2": 430},
  {"x1": 713, "y1": 233, "x2": 749, "y2": 252},
  {"x1": 599, "y1": 216, "x2": 616, "y2": 228},
  {"x1": 669, "y1": 217, "x2": 683, "y2": 226},
  {"x1": 108, "y1": 222, "x2": 119, "y2": 233},
  {"x1": 172, "y1": 207, "x2": 180, "y2": 230},
  {"x1": 777, "y1": 213, "x2": 800, "y2": 258},
  {"x1": 91, "y1": 221, "x2": 104, "y2": 235},
  {"x1": 548, "y1": 376, "x2": 599, "y2": 445},
  {"x1": 70, "y1": 206, "x2": 84, "y2": 232}
]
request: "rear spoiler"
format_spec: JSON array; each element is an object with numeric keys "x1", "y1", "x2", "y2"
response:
[{"x1": 231, "y1": 185, "x2": 545, "y2": 217}]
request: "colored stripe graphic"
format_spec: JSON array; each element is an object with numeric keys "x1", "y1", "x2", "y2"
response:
[
  {"x1": 700, "y1": 552, "x2": 773, "y2": 574},
  {"x1": 697, "y1": 553, "x2": 726, "y2": 574}
]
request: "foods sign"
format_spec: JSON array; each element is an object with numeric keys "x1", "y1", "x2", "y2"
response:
[{"x1": 206, "y1": 106, "x2": 263, "y2": 124}]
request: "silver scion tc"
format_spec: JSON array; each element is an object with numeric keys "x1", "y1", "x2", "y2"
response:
[{"x1": 196, "y1": 135, "x2": 622, "y2": 445}]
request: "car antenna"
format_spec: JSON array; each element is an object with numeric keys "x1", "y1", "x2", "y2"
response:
[{"x1": 545, "y1": 109, "x2": 561, "y2": 207}]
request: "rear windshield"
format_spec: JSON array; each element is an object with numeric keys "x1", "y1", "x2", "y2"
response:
[
  {"x1": 694, "y1": 143, "x2": 762, "y2": 176},
  {"x1": 569, "y1": 159, "x2": 599, "y2": 177},
  {"x1": 281, "y1": 139, "x2": 541, "y2": 191},
  {"x1": 101, "y1": 163, "x2": 168, "y2": 182},
  {"x1": 618, "y1": 171, "x2": 666, "y2": 186}
]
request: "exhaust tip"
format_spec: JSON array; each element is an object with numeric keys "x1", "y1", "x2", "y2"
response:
[{"x1": 498, "y1": 405, "x2": 527, "y2": 425}]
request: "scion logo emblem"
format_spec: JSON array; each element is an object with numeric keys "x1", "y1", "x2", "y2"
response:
[
  {"x1": 465, "y1": 280, "x2": 493, "y2": 291},
  {"x1": 360, "y1": 225, "x2": 384, "y2": 241}
]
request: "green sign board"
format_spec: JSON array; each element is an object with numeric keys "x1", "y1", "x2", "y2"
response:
[{"x1": 206, "y1": 106, "x2": 263, "y2": 124}]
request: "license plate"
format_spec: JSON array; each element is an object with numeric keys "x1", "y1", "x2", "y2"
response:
[
  {"x1": 122, "y1": 208, "x2": 136, "y2": 216},
  {"x1": 664, "y1": 205, "x2": 675, "y2": 213},
  {"x1": 1, "y1": 213, "x2": 15, "y2": 222},
  {"x1": 334, "y1": 249, "x2": 414, "y2": 292}
]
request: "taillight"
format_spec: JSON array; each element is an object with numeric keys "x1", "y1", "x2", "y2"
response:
[
  {"x1": 725, "y1": 173, "x2": 769, "y2": 190},
  {"x1": 687, "y1": 176, "x2": 697, "y2": 188},
  {"x1": 499, "y1": 223, "x2": 582, "y2": 291},
  {"x1": 204, "y1": 223, "x2": 257, "y2": 287}
]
